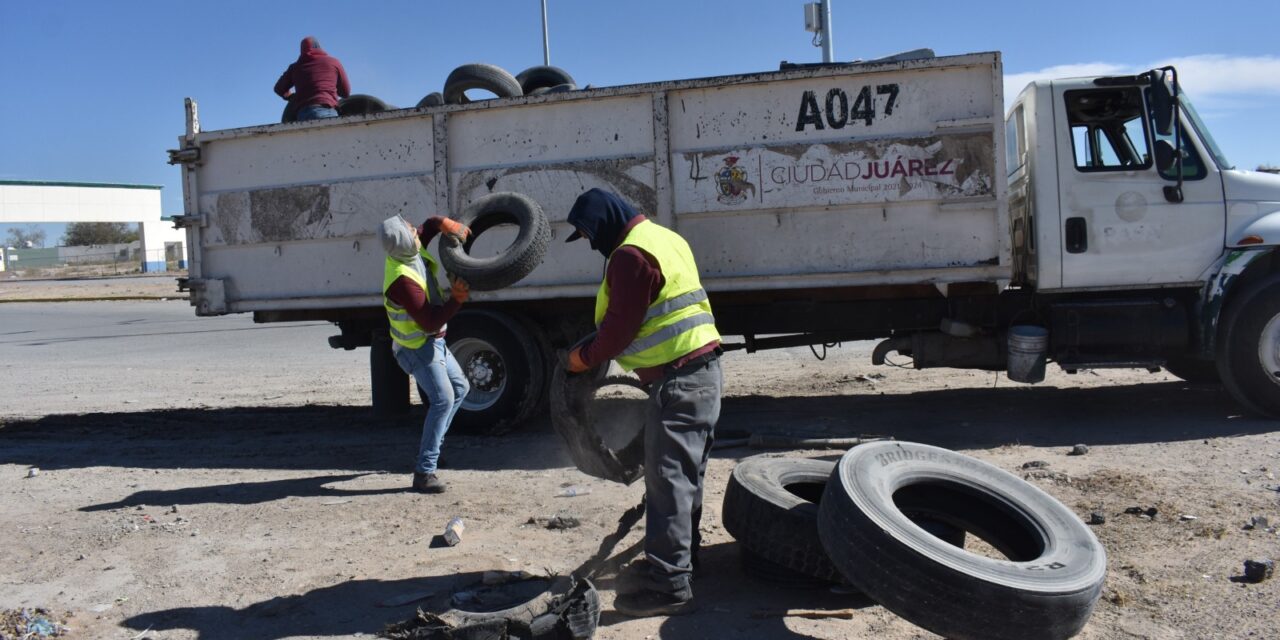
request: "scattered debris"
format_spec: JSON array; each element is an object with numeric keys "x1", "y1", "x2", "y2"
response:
[
  {"x1": 26, "y1": 467, "x2": 40, "y2": 478},
  {"x1": 1, "y1": 608, "x2": 69, "y2": 638},
  {"x1": 443, "y1": 517, "x2": 465, "y2": 546},
  {"x1": 1124, "y1": 506, "x2": 1158, "y2": 519},
  {"x1": 320, "y1": 499, "x2": 352, "y2": 506},
  {"x1": 556, "y1": 485, "x2": 592, "y2": 498},
  {"x1": 168, "y1": 505, "x2": 179, "y2": 514},
  {"x1": 1022, "y1": 460, "x2": 1050, "y2": 469},
  {"x1": 1241, "y1": 559, "x2": 1274, "y2": 584},
  {"x1": 1068, "y1": 444, "x2": 1090, "y2": 456},
  {"x1": 1242, "y1": 516, "x2": 1270, "y2": 531},
  {"x1": 1179, "y1": 514, "x2": 1198, "y2": 522},
  {"x1": 527, "y1": 514, "x2": 581, "y2": 530},
  {"x1": 1089, "y1": 512, "x2": 1107, "y2": 525}
]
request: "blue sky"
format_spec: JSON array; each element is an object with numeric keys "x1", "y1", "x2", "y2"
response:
[{"x1": 3, "y1": 0, "x2": 1278, "y2": 244}]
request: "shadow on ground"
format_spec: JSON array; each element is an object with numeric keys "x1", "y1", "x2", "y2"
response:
[
  {"x1": 1, "y1": 381, "x2": 1274, "y2": 477},
  {"x1": 120, "y1": 542, "x2": 874, "y2": 640}
]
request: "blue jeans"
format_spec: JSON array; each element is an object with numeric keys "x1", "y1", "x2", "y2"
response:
[
  {"x1": 394, "y1": 337, "x2": 470, "y2": 474},
  {"x1": 296, "y1": 105, "x2": 339, "y2": 121}
]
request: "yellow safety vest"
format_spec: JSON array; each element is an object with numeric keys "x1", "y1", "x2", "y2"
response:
[
  {"x1": 383, "y1": 249, "x2": 446, "y2": 349},
  {"x1": 595, "y1": 219, "x2": 720, "y2": 371}
]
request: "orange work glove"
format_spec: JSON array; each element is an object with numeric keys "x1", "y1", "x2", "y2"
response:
[
  {"x1": 449, "y1": 277, "x2": 470, "y2": 303},
  {"x1": 566, "y1": 346, "x2": 590, "y2": 373},
  {"x1": 439, "y1": 218, "x2": 471, "y2": 243}
]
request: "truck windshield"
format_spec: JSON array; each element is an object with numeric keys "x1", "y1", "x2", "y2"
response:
[{"x1": 1180, "y1": 94, "x2": 1232, "y2": 170}]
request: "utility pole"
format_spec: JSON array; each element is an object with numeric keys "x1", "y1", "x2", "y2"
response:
[
  {"x1": 541, "y1": 0, "x2": 551, "y2": 65},
  {"x1": 820, "y1": 0, "x2": 834, "y2": 63}
]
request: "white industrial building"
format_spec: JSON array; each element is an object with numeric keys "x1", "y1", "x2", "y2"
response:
[{"x1": 0, "y1": 180, "x2": 185, "y2": 272}]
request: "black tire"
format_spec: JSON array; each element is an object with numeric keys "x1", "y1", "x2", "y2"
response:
[
  {"x1": 444, "y1": 63, "x2": 523, "y2": 105},
  {"x1": 722, "y1": 457, "x2": 844, "y2": 583},
  {"x1": 1217, "y1": 274, "x2": 1280, "y2": 417},
  {"x1": 818, "y1": 441, "x2": 1107, "y2": 640},
  {"x1": 439, "y1": 192, "x2": 551, "y2": 291},
  {"x1": 545, "y1": 83, "x2": 577, "y2": 94},
  {"x1": 515, "y1": 65, "x2": 576, "y2": 95},
  {"x1": 417, "y1": 92, "x2": 445, "y2": 108},
  {"x1": 441, "y1": 576, "x2": 570, "y2": 632},
  {"x1": 549, "y1": 363, "x2": 646, "y2": 485},
  {"x1": 739, "y1": 548, "x2": 836, "y2": 589},
  {"x1": 527, "y1": 578, "x2": 601, "y2": 640},
  {"x1": 1164, "y1": 356, "x2": 1221, "y2": 384},
  {"x1": 337, "y1": 94, "x2": 392, "y2": 116},
  {"x1": 446, "y1": 310, "x2": 546, "y2": 434},
  {"x1": 281, "y1": 99, "x2": 301, "y2": 123}
]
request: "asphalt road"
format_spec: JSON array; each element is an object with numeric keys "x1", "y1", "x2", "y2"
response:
[{"x1": 0, "y1": 300, "x2": 368, "y2": 418}]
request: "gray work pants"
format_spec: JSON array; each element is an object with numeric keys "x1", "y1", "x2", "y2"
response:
[{"x1": 641, "y1": 356, "x2": 723, "y2": 593}]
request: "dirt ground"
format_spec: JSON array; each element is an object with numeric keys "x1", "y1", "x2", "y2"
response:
[{"x1": 2, "y1": 279, "x2": 1278, "y2": 640}]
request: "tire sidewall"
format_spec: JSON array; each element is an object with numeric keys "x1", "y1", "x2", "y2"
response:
[
  {"x1": 1217, "y1": 274, "x2": 1280, "y2": 417},
  {"x1": 440, "y1": 192, "x2": 550, "y2": 291},
  {"x1": 826, "y1": 442, "x2": 1106, "y2": 595}
]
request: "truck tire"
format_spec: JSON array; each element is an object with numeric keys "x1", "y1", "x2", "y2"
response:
[
  {"x1": 1216, "y1": 274, "x2": 1280, "y2": 417},
  {"x1": 446, "y1": 310, "x2": 546, "y2": 434},
  {"x1": 723, "y1": 456, "x2": 967, "y2": 585},
  {"x1": 818, "y1": 441, "x2": 1107, "y2": 640},
  {"x1": 281, "y1": 99, "x2": 301, "y2": 123},
  {"x1": 439, "y1": 192, "x2": 551, "y2": 291},
  {"x1": 515, "y1": 65, "x2": 576, "y2": 95},
  {"x1": 443, "y1": 63, "x2": 523, "y2": 104},
  {"x1": 722, "y1": 457, "x2": 845, "y2": 583},
  {"x1": 337, "y1": 94, "x2": 392, "y2": 116},
  {"x1": 1164, "y1": 357, "x2": 1220, "y2": 384},
  {"x1": 549, "y1": 364, "x2": 646, "y2": 485},
  {"x1": 417, "y1": 92, "x2": 444, "y2": 108},
  {"x1": 440, "y1": 576, "x2": 571, "y2": 633}
]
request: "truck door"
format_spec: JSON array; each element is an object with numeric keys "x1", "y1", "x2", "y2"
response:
[{"x1": 1053, "y1": 83, "x2": 1224, "y2": 289}]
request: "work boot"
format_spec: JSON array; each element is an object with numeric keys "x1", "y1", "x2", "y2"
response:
[
  {"x1": 412, "y1": 472, "x2": 446, "y2": 494},
  {"x1": 613, "y1": 586, "x2": 695, "y2": 617}
]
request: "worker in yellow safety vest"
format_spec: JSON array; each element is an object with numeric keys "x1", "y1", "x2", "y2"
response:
[
  {"x1": 379, "y1": 214, "x2": 471, "y2": 494},
  {"x1": 564, "y1": 188, "x2": 723, "y2": 617}
]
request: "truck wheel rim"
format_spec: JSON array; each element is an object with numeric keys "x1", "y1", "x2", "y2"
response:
[
  {"x1": 451, "y1": 338, "x2": 507, "y2": 411},
  {"x1": 1260, "y1": 313, "x2": 1280, "y2": 384}
]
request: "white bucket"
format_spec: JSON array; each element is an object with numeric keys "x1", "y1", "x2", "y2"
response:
[{"x1": 1007, "y1": 325, "x2": 1048, "y2": 383}]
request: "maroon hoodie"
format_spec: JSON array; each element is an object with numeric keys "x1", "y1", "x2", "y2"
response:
[{"x1": 274, "y1": 36, "x2": 351, "y2": 108}]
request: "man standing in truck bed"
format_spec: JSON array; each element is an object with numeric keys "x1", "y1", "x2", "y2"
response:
[
  {"x1": 274, "y1": 36, "x2": 351, "y2": 121},
  {"x1": 564, "y1": 188, "x2": 723, "y2": 617},
  {"x1": 379, "y1": 215, "x2": 471, "y2": 493}
]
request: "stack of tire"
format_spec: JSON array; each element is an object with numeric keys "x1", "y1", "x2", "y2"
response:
[
  {"x1": 722, "y1": 442, "x2": 1108, "y2": 640},
  {"x1": 283, "y1": 63, "x2": 579, "y2": 122}
]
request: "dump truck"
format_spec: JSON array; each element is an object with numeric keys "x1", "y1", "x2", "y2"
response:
[{"x1": 168, "y1": 51, "x2": 1280, "y2": 428}]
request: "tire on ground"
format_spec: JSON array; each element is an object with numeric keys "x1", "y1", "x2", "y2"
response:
[
  {"x1": 417, "y1": 92, "x2": 445, "y2": 108},
  {"x1": 1216, "y1": 273, "x2": 1280, "y2": 417},
  {"x1": 722, "y1": 457, "x2": 844, "y2": 583},
  {"x1": 337, "y1": 94, "x2": 392, "y2": 116},
  {"x1": 446, "y1": 310, "x2": 546, "y2": 434},
  {"x1": 515, "y1": 65, "x2": 576, "y2": 95},
  {"x1": 440, "y1": 576, "x2": 572, "y2": 635},
  {"x1": 444, "y1": 63, "x2": 523, "y2": 105},
  {"x1": 439, "y1": 192, "x2": 551, "y2": 291},
  {"x1": 818, "y1": 441, "x2": 1107, "y2": 640}
]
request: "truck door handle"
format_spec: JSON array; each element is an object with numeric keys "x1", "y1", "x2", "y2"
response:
[{"x1": 1065, "y1": 217, "x2": 1088, "y2": 253}]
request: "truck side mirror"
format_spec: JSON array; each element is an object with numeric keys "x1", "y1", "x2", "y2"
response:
[{"x1": 1149, "y1": 71, "x2": 1176, "y2": 137}]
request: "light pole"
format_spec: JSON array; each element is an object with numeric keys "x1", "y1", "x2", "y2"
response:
[
  {"x1": 820, "y1": 0, "x2": 833, "y2": 63},
  {"x1": 803, "y1": 1, "x2": 835, "y2": 63},
  {"x1": 541, "y1": 0, "x2": 551, "y2": 65}
]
